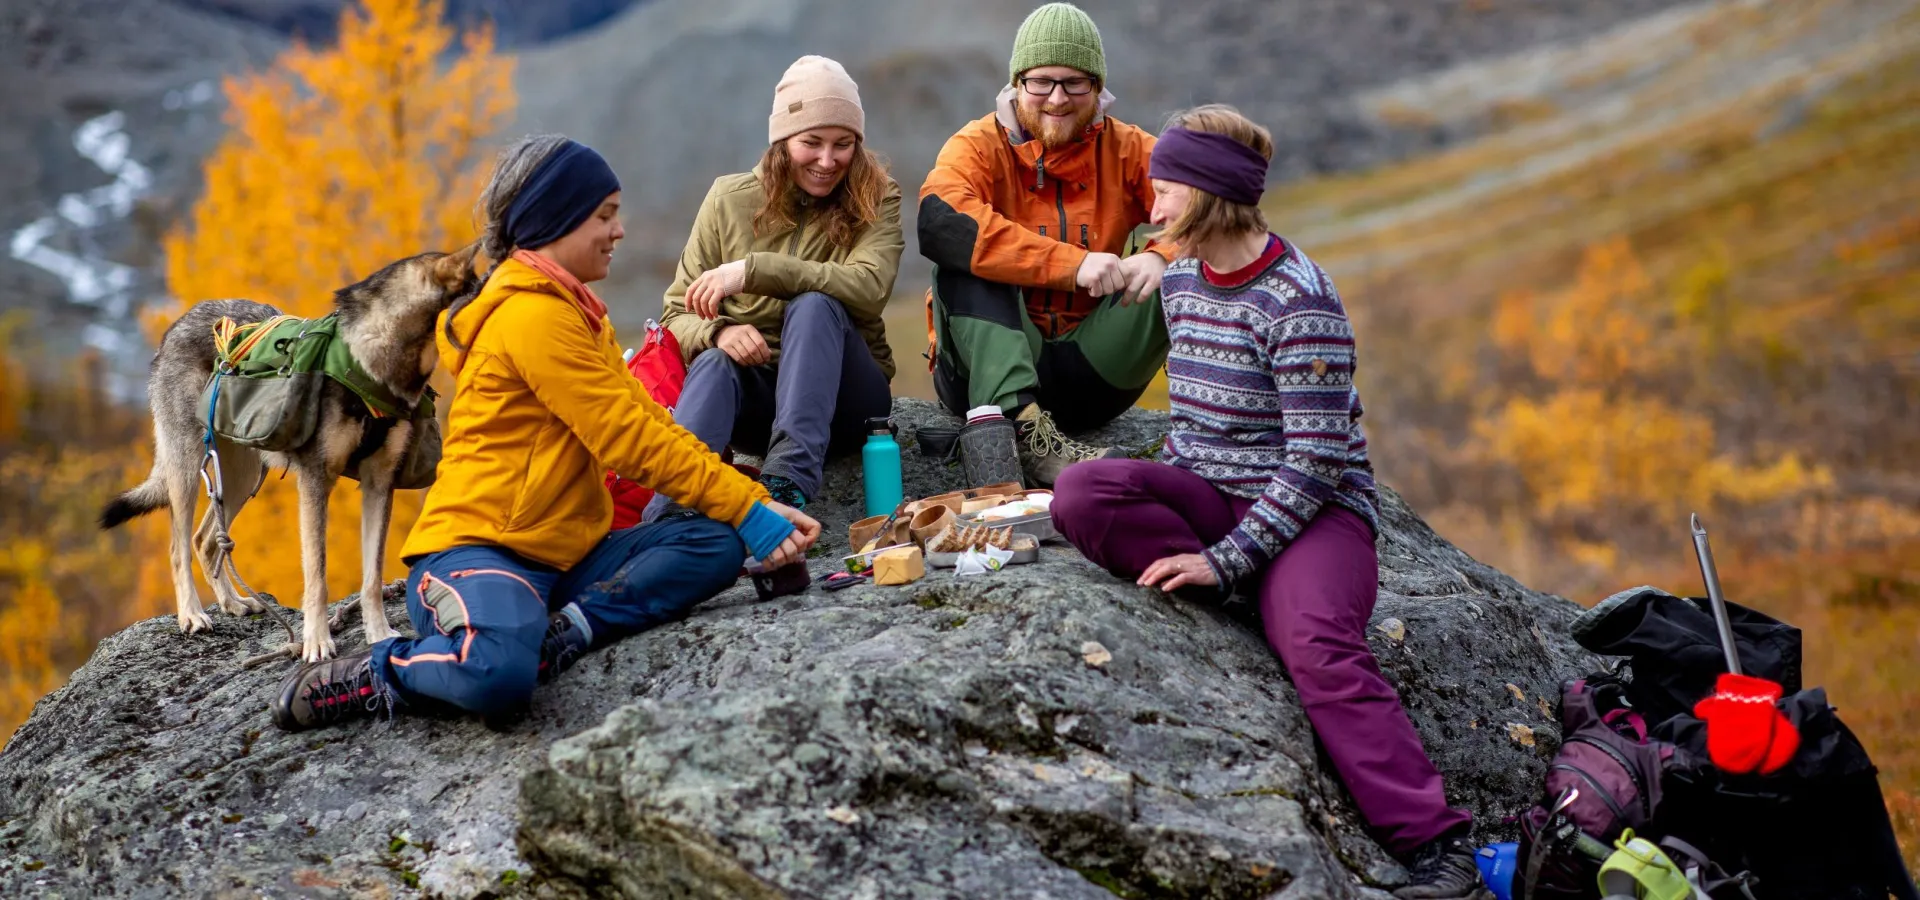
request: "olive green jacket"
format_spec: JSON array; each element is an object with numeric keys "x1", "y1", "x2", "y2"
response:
[{"x1": 660, "y1": 167, "x2": 904, "y2": 380}]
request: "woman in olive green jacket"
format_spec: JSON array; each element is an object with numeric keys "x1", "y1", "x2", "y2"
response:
[{"x1": 653, "y1": 55, "x2": 904, "y2": 512}]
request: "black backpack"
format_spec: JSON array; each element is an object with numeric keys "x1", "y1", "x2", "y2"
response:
[{"x1": 1555, "y1": 587, "x2": 1920, "y2": 900}]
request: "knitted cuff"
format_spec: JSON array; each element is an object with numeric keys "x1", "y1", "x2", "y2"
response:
[
  {"x1": 736, "y1": 502, "x2": 796, "y2": 562},
  {"x1": 1202, "y1": 541, "x2": 1252, "y2": 587},
  {"x1": 714, "y1": 259, "x2": 747, "y2": 298}
]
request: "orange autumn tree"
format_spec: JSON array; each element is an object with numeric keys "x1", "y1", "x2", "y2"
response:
[
  {"x1": 0, "y1": 322, "x2": 150, "y2": 740},
  {"x1": 144, "y1": 0, "x2": 514, "y2": 610},
  {"x1": 1473, "y1": 237, "x2": 1829, "y2": 573}
]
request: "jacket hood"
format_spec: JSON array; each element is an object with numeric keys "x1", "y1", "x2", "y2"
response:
[{"x1": 440, "y1": 258, "x2": 571, "y2": 375}]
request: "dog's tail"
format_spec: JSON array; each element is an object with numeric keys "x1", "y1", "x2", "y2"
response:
[{"x1": 100, "y1": 475, "x2": 169, "y2": 531}]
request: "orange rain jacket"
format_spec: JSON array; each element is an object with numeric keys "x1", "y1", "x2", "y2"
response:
[{"x1": 917, "y1": 87, "x2": 1174, "y2": 355}]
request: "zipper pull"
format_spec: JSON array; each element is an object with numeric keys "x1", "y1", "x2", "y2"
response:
[{"x1": 1035, "y1": 157, "x2": 1046, "y2": 190}]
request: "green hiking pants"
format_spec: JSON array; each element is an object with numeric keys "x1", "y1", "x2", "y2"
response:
[{"x1": 930, "y1": 265, "x2": 1168, "y2": 433}]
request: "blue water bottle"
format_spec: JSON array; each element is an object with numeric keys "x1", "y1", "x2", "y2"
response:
[{"x1": 861, "y1": 417, "x2": 903, "y2": 519}]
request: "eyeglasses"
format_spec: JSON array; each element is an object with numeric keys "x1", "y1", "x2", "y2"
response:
[{"x1": 1019, "y1": 76, "x2": 1096, "y2": 97}]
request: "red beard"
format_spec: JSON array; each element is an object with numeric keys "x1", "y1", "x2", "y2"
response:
[{"x1": 1016, "y1": 100, "x2": 1098, "y2": 149}]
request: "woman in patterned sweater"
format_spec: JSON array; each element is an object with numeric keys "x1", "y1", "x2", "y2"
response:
[{"x1": 1050, "y1": 105, "x2": 1487, "y2": 899}]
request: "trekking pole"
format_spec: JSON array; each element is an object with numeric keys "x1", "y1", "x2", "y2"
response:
[{"x1": 1689, "y1": 513, "x2": 1743, "y2": 676}]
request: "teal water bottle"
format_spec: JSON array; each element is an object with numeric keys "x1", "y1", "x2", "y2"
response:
[{"x1": 861, "y1": 417, "x2": 903, "y2": 519}]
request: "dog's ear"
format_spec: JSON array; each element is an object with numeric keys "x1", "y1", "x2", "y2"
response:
[{"x1": 431, "y1": 242, "x2": 481, "y2": 293}]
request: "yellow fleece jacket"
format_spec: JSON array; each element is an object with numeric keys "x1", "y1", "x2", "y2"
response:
[{"x1": 402, "y1": 259, "x2": 769, "y2": 569}]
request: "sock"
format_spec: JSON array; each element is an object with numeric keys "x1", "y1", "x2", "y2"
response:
[{"x1": 1692, "y1": 672, "x2": 1800, "y2": 775}]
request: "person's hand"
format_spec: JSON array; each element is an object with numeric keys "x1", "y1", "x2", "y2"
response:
[
  {"x1": 758, "y1": 501, "x2": 821, "y2": 569},
  {"x1": 1076, "y1": 251, "x2": 1125, "y2": 297},
  {"x1": 686, "y1": 259, "x2": 747, "y2": 319},
  {"x1": 716, "y1": 324, "x2": 771, "y2": 366},
  {"x1": 1138, "y1": 553, "x2": 1219, "y2": 591},
  {"x1": 1117, "y1": 252, "x2": 1167, "y2": 306}
]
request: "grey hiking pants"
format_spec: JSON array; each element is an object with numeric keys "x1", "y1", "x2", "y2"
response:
[{"x1": 649, "y1": 292, "x2": 891, "y2": 506}]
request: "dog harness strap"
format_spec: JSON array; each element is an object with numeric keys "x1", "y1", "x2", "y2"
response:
[
  {"x1": 204, "y1": 369, "x2": 224, "y2": 452},
  {"x1": 321, "y1": 330, "x2": 412, "y2": 419}
]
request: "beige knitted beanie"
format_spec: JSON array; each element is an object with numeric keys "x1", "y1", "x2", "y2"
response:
[{"x1": 768, "y1": 55, "x2": 865, "y2": 145}]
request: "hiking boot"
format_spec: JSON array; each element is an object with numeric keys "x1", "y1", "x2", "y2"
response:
[
  {"x1": 271, "y1": 650, "x2": 391, "y2": 732},
  {"x1": 537, "y1": 606, "x2": 592, "y2": 684},
  {"x1": 957, "y1": 414, "x2": 1024, "y2": 490},
  {"x1": 756, "y1": 473, "x2": 807, "y2": 510},
  {"x1": 1393, "y1": 832, "x2": 1491, "y2": 899},
  {"x1": 1014, "y1": 405, "x2": 1124, "y2": 488}
]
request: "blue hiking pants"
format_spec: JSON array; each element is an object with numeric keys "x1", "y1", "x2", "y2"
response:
[{"x1": 369, "y1": 516, "x2": 743, "y2": 717}]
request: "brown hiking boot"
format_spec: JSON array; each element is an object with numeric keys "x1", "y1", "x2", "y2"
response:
[
  {"x1": 271, "y1": 650, "x2": 392, "y2": 732},
  {"x1": 1014, "y1": 405, "x2": 1123, "y2": 487},
  {"x1": 1393, "y1": 832, "x2": 1492, "y2": 899}
]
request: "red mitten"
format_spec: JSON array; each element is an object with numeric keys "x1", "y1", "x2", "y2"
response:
[
  {"x1": 1758, "y1": 704, "x2": 1800, "y2": 774},
  {"x1": 1692, "y1": 673, "x2": 1800, "y2": 775}
]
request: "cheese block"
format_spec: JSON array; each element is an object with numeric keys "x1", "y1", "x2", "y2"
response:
[{"x1": 872, "y1": 546, "x2": 926, "y2": 585}]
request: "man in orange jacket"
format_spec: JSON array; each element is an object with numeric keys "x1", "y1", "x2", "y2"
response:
[{"x1": 918, "y1": 2, "x2": 1175, "y2": 487}]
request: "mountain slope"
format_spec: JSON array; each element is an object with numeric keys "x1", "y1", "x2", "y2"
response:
[{"x1": 507, "y1": 0, "x2": 1699, "y2": 326}]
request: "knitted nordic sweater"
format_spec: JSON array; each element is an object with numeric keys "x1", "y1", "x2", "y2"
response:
[{"x1": 1159, "y1": 234, "x2": 1380, "y2": 584}]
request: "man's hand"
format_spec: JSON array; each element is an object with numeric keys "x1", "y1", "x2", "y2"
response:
[
  {"x1": 686, "y1": 259, "x2": 747, "y2": 319},
  {"x1": 716, "y1": 324, "x2": 772, "y2": 366},
  {"x1": 1076, "y1": 252, "x2": 1125, "y2": 298},
  {"x1": 1138, "y1": 553, "x2": 1219, "y2": 591},
  {"x1": 1117, "y1": 252, "x2": 1167, "y2": 306},
  {"x1": 758, "y1": 501, "x2": 821, "y2": 569}
]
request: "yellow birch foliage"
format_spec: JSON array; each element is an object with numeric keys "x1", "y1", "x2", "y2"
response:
[
  {"x1": 0, "y1": 333, "x2": 149, "y2": 740},
  {"x1": 142, "y1": 0, "x2": 514, "y2": 609},
  {"x1": 0, "y1": 541, "x2": 62, "y2": 735},
  {"x1": 1508, "y1": 237, "x2": 1664, "y2": 385},
  {"x1": 1476, "y1": 238, "x2": 1829, "y2": 526}
]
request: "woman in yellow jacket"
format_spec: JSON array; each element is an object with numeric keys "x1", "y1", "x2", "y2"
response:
[
  {"x1": 652, "y1": 55, "x2": 903, "y2": 512},
  {"x1": 272, "y1": 136, "x2": 820, "y2": 732}
]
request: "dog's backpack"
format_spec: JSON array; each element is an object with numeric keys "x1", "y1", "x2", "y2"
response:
[
  {"x1": 1514, "y1": 673, "x2": 1699, "y2": 899},
  {"x1": 200, "y1": 313, "x2": 442, "y2": 489}
]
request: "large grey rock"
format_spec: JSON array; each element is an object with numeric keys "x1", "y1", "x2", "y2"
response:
[{"x1": 0, "y1": 399, "x2": 1594, "y2": 898}]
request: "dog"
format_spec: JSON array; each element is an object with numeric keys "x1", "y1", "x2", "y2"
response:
[{"x1": 101, "y1": 244, "x2": 480, "y2": 662}]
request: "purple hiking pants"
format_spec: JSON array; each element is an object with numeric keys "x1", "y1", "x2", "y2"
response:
[{"x1": 1052, "y1": 458, "x2": 1471, "y2": 854}]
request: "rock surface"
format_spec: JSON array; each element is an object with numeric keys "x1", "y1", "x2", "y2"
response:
[{"x1": 0, "y1": 399, "x2": 1595, "y2": 898}]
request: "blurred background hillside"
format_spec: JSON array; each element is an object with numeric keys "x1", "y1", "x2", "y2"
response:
[{"x1": 1, "y1": 0, "x2": 1914, "y2": 866}]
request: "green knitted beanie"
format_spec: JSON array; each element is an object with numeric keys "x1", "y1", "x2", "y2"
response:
[{"x1": 1008, "y1": 3, "x2": 1105, "y2": 86}]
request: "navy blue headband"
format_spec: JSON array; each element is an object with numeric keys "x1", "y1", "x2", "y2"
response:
[
  {"x1": 503, "y1": 140, "x2": 622, "y2": 251},
  {"x1": 1148, "y1": 127, "x2": 1268, "y2": 206}
]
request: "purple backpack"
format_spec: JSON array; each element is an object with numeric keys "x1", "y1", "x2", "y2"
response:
[{"x1": 1515, "y1": 675, "x2": 1688, "y2": 899}]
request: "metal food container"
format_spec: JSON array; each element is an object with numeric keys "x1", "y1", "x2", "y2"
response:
[
  {"x1": 926, "y1": 536, "x2": 1041, "y2": 569},
  {"x1": 956, "y1": 509, "x2": 1059, "y2": 544}
]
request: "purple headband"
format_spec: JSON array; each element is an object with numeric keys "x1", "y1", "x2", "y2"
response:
[{"x1": 1148, "y1": 127, "x2": 1268, "y2": 206}]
